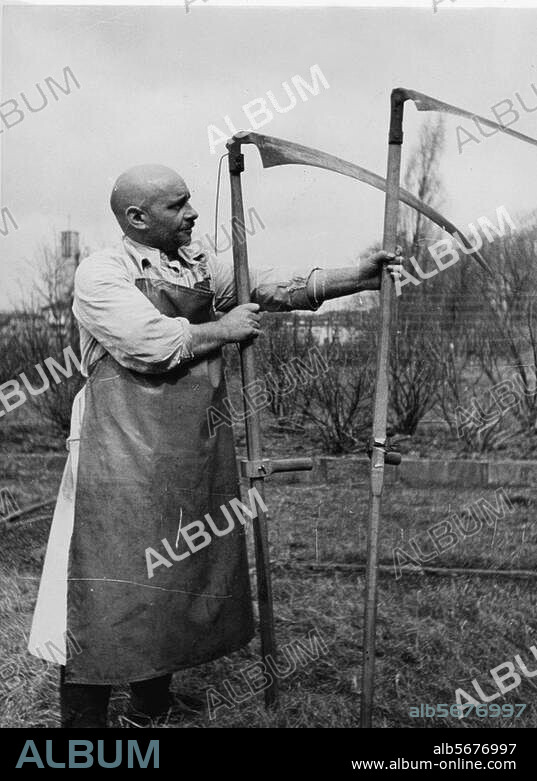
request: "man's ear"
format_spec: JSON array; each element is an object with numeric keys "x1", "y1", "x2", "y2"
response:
[{"x1": 125, "y1": 205, "x2": 148, "y2": 232}]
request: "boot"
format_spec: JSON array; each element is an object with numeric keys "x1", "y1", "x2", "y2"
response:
[{"x1": 60, "y1": 666, "x2": 111, "y2": 728}]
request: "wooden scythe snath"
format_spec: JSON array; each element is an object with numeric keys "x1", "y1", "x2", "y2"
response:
[
  {"x1": 226, "y1": 141, "x2": 314, "y2": 707},
  {"x1": 360, "y1": 87, "x2": 537, "y2": 728},
  {"x1": 361, "y1": 89, "x2": 406, "y2": 729},
  {"x1": 225, "y1": 85, "x2": 536, "y2": 713}
]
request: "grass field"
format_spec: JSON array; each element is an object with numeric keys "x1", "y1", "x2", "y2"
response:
[{"x1": 1, "y1": 449, "x2": 537, "y2": 729}]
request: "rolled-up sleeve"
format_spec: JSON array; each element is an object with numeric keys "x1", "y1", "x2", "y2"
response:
[
  {"x1": 209, "y1": 257, "x2": 323, "y2": 313},
  {"x1": 73, "y1": 253, "x2": 193, "y2": 374}
]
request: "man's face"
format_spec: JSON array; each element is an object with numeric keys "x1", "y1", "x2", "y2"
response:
[{"x1": 140, "y1": 176, "x2": 199, "y2": 254}]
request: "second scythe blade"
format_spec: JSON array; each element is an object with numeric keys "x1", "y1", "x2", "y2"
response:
[{"x1": 398, "y1": 87, "x2": 537, "y2": 150}]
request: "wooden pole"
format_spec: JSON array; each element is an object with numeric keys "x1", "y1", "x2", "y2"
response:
[
  {"x1": 227, "y1": 145, "x2": 278, "y2": 707},
  {"x1": 360, "y1": 89, "x2": 406, "y2": 728}
]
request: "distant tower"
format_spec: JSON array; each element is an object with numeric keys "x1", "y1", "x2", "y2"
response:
[{"x1": 59, "y1": 230, "x2": 80, "y2": 303}]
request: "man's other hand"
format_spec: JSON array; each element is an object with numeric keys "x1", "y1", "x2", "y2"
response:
[
  {"x1": 220, "y1": 303, "x2": 262, "y2": 343},
  {"x1": 359, "y1": 247, "x2": 404, "y2": 290}
]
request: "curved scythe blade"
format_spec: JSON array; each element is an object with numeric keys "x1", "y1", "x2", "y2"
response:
[
  {"x1": 228, "y1": 131, "x2": 492, "y2": 275},
  {"x1": 398, "y1": 87, "x2": 537, "y2": 149}
]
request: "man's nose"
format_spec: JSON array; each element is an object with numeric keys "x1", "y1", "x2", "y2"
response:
[{"x1": 186, "y1": 205, "x2": 198, "y2": 221}]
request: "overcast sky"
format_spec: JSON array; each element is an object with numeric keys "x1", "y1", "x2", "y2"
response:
[{"x1": 2, "y1": 3, "x2": 537, "y2": 309}]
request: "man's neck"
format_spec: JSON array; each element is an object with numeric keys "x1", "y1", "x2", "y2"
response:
[{"x1": 125, "y1": 234, "x2": 178, "y2": 260}]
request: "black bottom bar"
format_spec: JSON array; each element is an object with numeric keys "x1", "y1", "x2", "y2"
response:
[{"x1": 2, "y1": 726, "x2": 533, "y2": 775}]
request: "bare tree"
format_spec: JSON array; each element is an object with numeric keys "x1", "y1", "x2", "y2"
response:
[
  {"x1": 476, "y1": 225, "x2": 537, "y2": 453},
  {"x1": 256, "y1": 312, "x2": 311, "y2": 419},
  {"x1": 13, "y1": 239, "x2": 84, "y2": 435},
  {"x1": 389, "y1": 117, "x2": 447, "y2": 435},
  {"x1": 402, "y1": 116, "x2": 446, "y2": 260},
  {"x1": 294, "y1": 325, "x2": 376, "y2": 453}
]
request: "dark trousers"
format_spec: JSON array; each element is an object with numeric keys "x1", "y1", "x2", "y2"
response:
[{"x1": 60, "y1": 667, "x2": 172, "y2": 728}]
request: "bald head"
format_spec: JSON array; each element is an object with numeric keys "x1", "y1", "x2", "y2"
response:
[
  {"x1": 110, "y1": 164, "x2": 198, "y2": 254},
  {"x1": 111, "y1": 164, "x2": 187, "y2": 230}
]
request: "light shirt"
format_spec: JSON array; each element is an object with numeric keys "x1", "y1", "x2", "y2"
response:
[{"x1": 73, "y1": 236, "x2": 320, "y2": 376}]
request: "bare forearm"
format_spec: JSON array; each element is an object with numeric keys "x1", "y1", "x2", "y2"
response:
[
  {"x1": 189, "y1": 303, "x2": 262, "y2": 357},
  {"x1": 189, "y1": 321, "x2": 229, "y2": 357}
]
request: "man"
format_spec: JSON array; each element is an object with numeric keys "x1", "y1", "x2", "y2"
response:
[{"x1": 28, "y1": 164, "x2": 401, "y2": 727}]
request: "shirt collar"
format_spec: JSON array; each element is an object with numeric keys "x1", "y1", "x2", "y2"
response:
[
  {"x1": 123, "y1": 235, "x2": 161, "y2": 270},
  {"x1": 123, "y1": 235, "x2": 206, "y2": 271}
]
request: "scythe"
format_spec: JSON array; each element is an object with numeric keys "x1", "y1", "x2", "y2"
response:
[
  {"x1": 360, "y1": 87, "x2": 537, "y2": 728},
  {"x1": 226, "y1": 88, "x2": 535, "y2": 717}
]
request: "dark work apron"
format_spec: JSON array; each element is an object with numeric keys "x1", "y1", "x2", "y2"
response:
[{"x1": 64, "y1": 276, "x2": 254, "y2": 684}]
